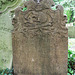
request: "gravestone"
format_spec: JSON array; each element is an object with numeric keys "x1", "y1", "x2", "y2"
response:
[
  {"x1": 0, "y1": 0, "x2": 24, "y2": 14},
  {"x1": 12, "y1": 0, "x2": 68, "y2": 75},
  {"x1": 0, "y1": 12, "x2": 13, "y2": 70},
  {"x1": 0, "y1": 0, "x2": 26, "y2": 70}
]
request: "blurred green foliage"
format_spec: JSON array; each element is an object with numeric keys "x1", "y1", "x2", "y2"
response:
[
  {"x1": 68, "y1": 50, "x2": 75, "y2": 75},
  {"x1": 23, "y1": 7, "x2": 27, "y2": 11},
  {"x1": 0, "y1": 68, "x2": 13, "y2": 75},
  {"x1": 53, "y1": 0, "x2": 75, "y2": 24},
  {"x1": 68, "y1": 38, "x2": 75, "y2": 75}
]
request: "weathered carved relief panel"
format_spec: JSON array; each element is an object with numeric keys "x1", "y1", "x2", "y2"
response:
[{"x1": 12, "y1": 0, "x2": 68, "y2": 75}]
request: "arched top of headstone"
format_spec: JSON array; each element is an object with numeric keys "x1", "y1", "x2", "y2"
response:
[
  {"x1": 14, "y1": 0, "x2": 65, "y2": 14},
  {"x1": 13, "y1": 0, "x2": 67, "y2": 38}
]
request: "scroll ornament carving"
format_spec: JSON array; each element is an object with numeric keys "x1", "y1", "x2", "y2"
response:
[
  {"x1": 12, "y1": 0, "x2": 68, "y2": 38},
  {"x1": 0, "y1": 0, "x2": 23, "y2": 14}
]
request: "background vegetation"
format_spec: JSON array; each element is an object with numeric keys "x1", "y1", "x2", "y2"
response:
[
  {"x1": 0, "y1": 0, "x2": 75, "y2": 75},
  {"x1": 53, "y1": 0, "x2": 75, "y2": 24}
]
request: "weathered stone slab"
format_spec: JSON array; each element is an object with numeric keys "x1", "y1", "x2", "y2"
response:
[
  {"x1": 0, "y1": 0, "x2": 27, "y2": 70},
  {"x1": 12, "y1": 0, "x2": 68, "y2": 75},
  {"x1": 0, "y1": 0, "x2": 25, "y2": 14},
  {"x1": 68, "y1": 26, "x2": 75, "y2": 38},
  {"x1": 0, "y1": 12, "x2": 13, "y2": 70}
]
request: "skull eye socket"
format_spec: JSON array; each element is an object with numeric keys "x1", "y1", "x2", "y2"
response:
[{"x1": 32, "y1": 16, "x2": 36, "y2": 18}]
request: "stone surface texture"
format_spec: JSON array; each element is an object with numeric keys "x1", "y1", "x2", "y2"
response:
[
  {"x1": 68, "y1": 26, "x2": 75, "y2": 38},
  {"x1": 0, "y1": 0, "x2": 24, "y2": 14},
  {"x1": 0, "y1": 12, "x2": 13, "y2": 70},
  {"x1": 0, "y1": 0, "x2": 26, "y2": 70},
  {"x1": 12, "y1": 0, "x2": 68, "y2": 75}
]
